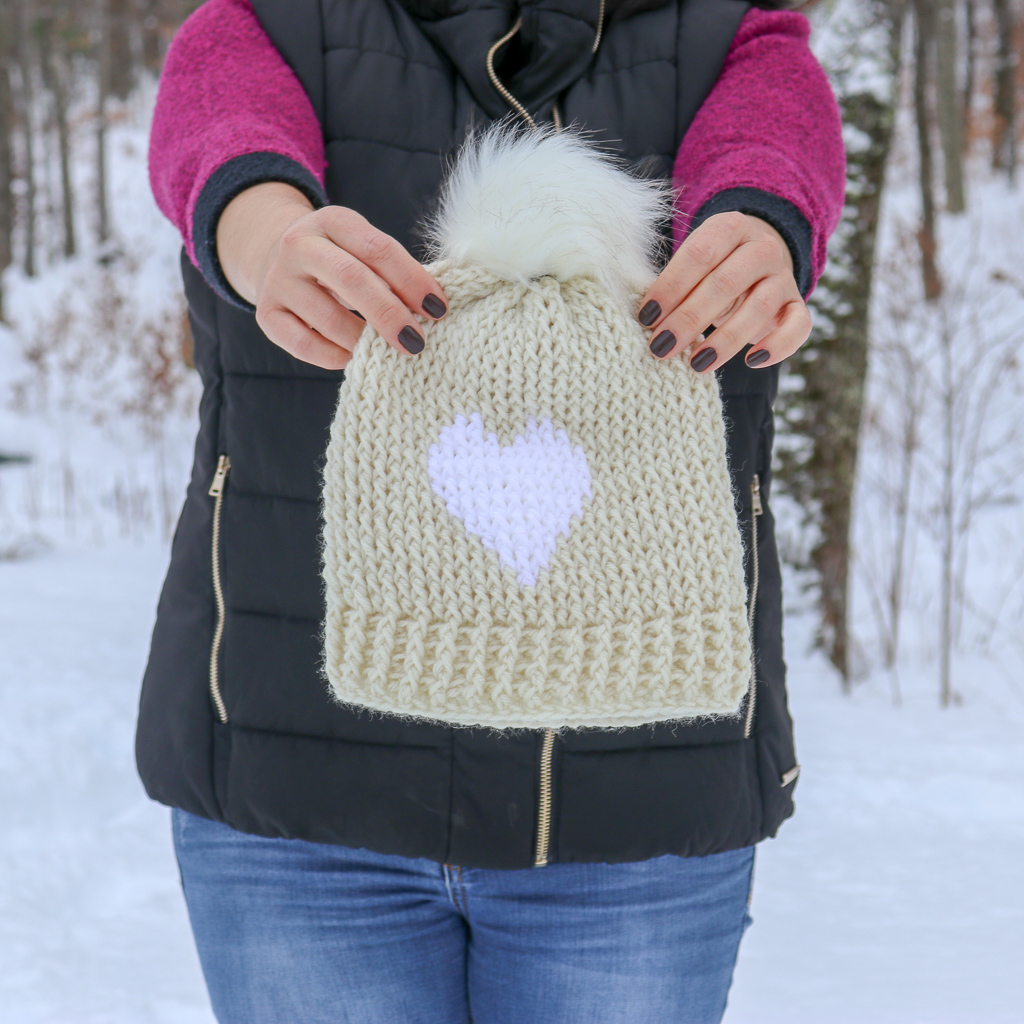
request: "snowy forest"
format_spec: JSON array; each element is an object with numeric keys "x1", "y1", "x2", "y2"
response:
[{"x1": 1, "y1": 0, "x2": 1022, "y2": 1020}]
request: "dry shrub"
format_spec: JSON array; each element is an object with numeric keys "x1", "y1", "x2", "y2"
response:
[{"x1": 11, "y1": 262, "x2": 195, "y2": 440}]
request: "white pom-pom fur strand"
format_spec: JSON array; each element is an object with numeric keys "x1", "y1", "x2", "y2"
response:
[{"x1": 425, "y1": 119, "x2": 673, "y2": 300}]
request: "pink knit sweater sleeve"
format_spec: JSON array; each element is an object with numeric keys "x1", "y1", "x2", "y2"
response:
[
  {"x1": 148, "y1": 0, "x2": 326, "y2": 268},
  {"x1": 148, "y1": 0, "x2": 843, "y2": 304},
  {"x1": 673, "y1": 8, "x2": 846, "y2": 294}
]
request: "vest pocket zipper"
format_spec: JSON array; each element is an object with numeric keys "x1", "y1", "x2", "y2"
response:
[
  {"x1": 533, "y1": 728, "x2": 556, "y2": 866},
  {"x1": 743, "y1": 474, "x2": 763, "y2": 740},
  {"x1": 208, "y1": 455, "x2": 231, "y2": 724}
]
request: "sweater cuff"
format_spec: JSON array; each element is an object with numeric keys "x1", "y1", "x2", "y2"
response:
[
  {"x1": 192, "y1": 152, "x2": 329, "y2": 311},
  {"x1": 688, "y1": 187, "x2": 814, "y2": 298}
]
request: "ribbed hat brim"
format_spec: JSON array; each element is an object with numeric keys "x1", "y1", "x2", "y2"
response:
[{"x1": 323, "y1": 605, "x2": 751, "y2": 730}]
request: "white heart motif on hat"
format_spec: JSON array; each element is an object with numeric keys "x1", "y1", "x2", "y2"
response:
[{"x1": 427, "y1": 412, "x2": 592, "y2": 588}]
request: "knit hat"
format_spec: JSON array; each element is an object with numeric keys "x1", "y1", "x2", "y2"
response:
[{"x1": 321, "y1": 124, "x2": 752, "y2": 731}]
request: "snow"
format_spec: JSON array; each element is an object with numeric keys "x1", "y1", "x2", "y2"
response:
[
  {"x1": 0, "y1": 540, "x2": 212, "y2": 1023},
  {"x1": 0, "y1": 91, "x2": 211, "y2": 1023},
  {"x1": 0, "y1": 88, "x2": 198, "y2": 560},
  {"x1": 1, "y1": 539, "x2": 1021, "y2": 1021},
  {"x1": 2, "y1": 43, "x2": 1023, "y2": 1024},
  {"x1": 727, "y1": 609, "x2": 1024, "y2": 1024}
]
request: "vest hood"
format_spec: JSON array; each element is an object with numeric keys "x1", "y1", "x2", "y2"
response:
[
  {"x1": 404, "y1": 0, "x2": 611, "y2": 120},
  {"x1": 396, "y1": 0, "x2": 800, "y2": 20},
  {"x1": 395, "y1": 0, "x2": 671, "y2": 21}
]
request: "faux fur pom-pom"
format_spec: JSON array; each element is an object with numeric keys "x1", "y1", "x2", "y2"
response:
[{"x1": 424, "y1": 120, "x2": 672, "y2": 300}]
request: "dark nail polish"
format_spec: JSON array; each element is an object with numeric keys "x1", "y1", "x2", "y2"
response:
[
  {"x1": 650, "y1": 330, "x2": 675, "y2": 358},
  {"x1": 422, "y1": 293, "x2": 447, "y2": 318},
  {"x1": 690, "y1": 347, "x2": 717, "y2": 373},
  {"x1": 638, "y1": 300, "x2": 662, "y2": 327},
  {"x1": 746, "y1": 348, "x2": 770, "y2": 367},
  {"x1": 398, "y1": 325, "x2": 425, "y2": 354}
]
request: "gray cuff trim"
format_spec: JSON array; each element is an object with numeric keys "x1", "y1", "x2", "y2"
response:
[
  {"x1": 689, "y1": 187, "x2": 814, "y2": 298},
  {"x1": 192, "y1": 152, "x2": 328, "y2": 311}
]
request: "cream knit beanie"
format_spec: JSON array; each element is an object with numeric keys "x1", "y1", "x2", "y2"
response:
[{"x1": 321, "y1": 124, "x2": 752, "y2": 731}]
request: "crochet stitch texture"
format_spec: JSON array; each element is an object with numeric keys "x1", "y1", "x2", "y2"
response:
[{"x1": 321, "y1": 127, "x2": 752, "y2": 730}]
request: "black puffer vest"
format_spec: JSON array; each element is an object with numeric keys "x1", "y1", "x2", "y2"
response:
[{"x1": 136, "y1": 0, "x2": 799, "y2": 868}]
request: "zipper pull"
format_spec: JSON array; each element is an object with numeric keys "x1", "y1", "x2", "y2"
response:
[
  {"x1": 751, "y1": 473, "x2": 763, "y2": 516},
  {"x1": 208, "y1": 455, "x2": 231, "y2": 497}
]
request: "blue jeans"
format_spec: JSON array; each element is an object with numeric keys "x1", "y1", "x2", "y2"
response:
[{"x1": 172, "y1": 808, "x2": 754, "y2": 1024}]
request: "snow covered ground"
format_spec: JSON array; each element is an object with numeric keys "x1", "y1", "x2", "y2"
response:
[
  {"x1": 1, "y1": 537, "x2": 1021, "y2": 1022},
  {"x1": 0, "y1": 540, "x2": 210, "y2": 1024},
  {"x1": 2, "y1": 44, "x2": 1023, "y2": 1024},
  {"x1": 728, "y1": 608, "x2": 1024, "y2": 1024}
]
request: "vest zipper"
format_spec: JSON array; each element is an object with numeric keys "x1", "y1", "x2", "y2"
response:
[
  {"x1": 533, "y1": 727, "x2": 556, "y2": 866},
  {"x1": 208, "y1": 455, "x2": 231, "y2": 724},
  {"x1": 485, "y1": 17, "x2": 537, "y2": 129},
  {"x1": 486, "y1": 0, "x2": 606, "y2": 134},
  {"x1": 743, "y1": 473, "x2": 763, "y2": 739},
  {"x1": 592, "y1": 0, "x2": 606, "y2": 53}
]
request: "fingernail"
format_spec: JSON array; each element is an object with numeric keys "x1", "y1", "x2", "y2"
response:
[
  {"x1": 746, "y1": 348, "x2": 770, "y2": 367},
  {"x1": 398, "y1": 326, "x2": 424, "y2": 354},
  {"x1": 638, "y1": 300, "x2": 661, "y2": 327},
  {"x1": 690, "y1": 347, "x2": 717, "y2": 372},
  {"x1": 422, "y1": 294, "x2": 446, "y2": 318},
  {"x1": 649, "y1": 330, "x2": 675, "y2": 358}
]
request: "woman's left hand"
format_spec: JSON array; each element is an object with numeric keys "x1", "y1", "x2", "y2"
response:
[{"x1": 636, "y1": 211, "x2": 812, "y2": 372}]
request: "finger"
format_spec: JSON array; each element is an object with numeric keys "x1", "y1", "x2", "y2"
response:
[
  {"x1": 646, "y1": 241, "x2": 789, "y2": 363},
  {"x1": 701, "y1": 293, "x2": 743, "y2": 334},
  {"x1": 317, "y1": 207, "x2": 448, "y2": 321},
  {"x1": 637, "y1": 211, "x2": 752, "y2": 331},
  {"x1": 743, "y1": 300, "x2": 813, "y2": 369},
  {"x1": 682, "y1": 277, "x2": 794, "y2": 373},
  {"x1": 277, "y1": 277, "x2": 365, "y2": 353},
  {"x1": 256, "y1": 305, "x2": 353, "y2": 370},
  {"x1": 300, "y1": 236, "x2": 427, "y2": 355},
  {"x1": 666, "y1": 240, "x2": 789, "y2": 352},
  {"x1": 647, "y1": 293, "x2": 740, "y2": 360}
]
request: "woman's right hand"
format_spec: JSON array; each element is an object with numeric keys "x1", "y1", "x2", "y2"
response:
[{"x1": 216, "y1": 182, "x2": 448, "y2": 370}]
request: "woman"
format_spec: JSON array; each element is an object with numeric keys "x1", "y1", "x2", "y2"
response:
[{"x1": 140, "y1": 0, "x2": 844, "y2": 1020}]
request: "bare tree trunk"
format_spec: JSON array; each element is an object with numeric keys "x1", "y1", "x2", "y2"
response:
[
  {"x1": 913, "y1": 0, "x2": 942, "y2": 299},
  {"x1": 802, "y1": 86, "x2": 890, "y2": 686},
  {"x1": 107, "y1": 0, "x2": 134, "y2": 101},
  {"x1": 935, "y1": 0, "x2": 965, "y2": 211},
  {"x1": 141, "y1": 0, "x2": 163, "y2": 72},
  {"x1": 96, "y1": 0, "x2": 110, "y2": 246},
  {"x1": 39, "y1": 15, "x2": 76, "y2": 259},
  {"x1": 938, "y1": 316, "x2": 955, "y2": 707},
  {"x1": 886, "y1": 349, "x2": 924, "y2": 679},
  {"x1": 0, "y1": 6, "x2": 13, "y2": 320},
  {"x1": 992, "y1": 0, "x2": 1016, "y2": 179},
  {"x1": 963, "y1": 0, "x2": 975, "y2": 137},
  {"x1": 777, "y1": 0, "x2": 905, "y2": 688},
  {"x1": 16, "y1": 1, "x2": 37, "y2": 278}
]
